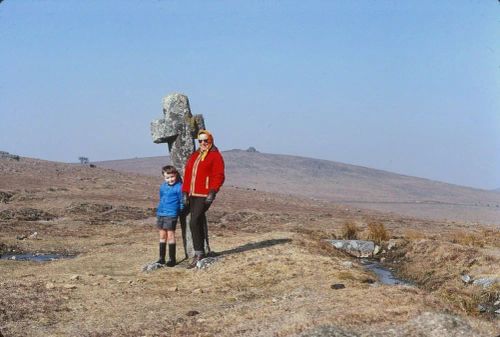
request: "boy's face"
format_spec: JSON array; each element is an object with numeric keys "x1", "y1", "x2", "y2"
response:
[{"x1": 163, "y1": 173, "x2": 177, "y2": 185}]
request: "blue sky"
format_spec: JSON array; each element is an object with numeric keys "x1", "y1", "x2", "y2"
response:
[{"x1": 0, "y1": 0, "x2": 499, "y2": 190}]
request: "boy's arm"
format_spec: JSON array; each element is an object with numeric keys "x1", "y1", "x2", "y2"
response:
[{"x1": 178, "y1": 184, "x2": 184, "y2": 211}]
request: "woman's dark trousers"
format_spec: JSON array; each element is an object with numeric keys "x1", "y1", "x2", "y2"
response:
[{"x1": 189, "y1": 197, "x2": 208, "y2": 255}]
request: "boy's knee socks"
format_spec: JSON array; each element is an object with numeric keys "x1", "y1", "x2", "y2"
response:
[
  {"x1": 158, "y1": 242, "x2": 167, "y2": 264},
  {"x1": 166, "y1": 243, "x2": 176, "y2": 267}
]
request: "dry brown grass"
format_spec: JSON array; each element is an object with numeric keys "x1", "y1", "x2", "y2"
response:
[
  {"x1": 396, "y1": 238, "x2": 500, "y2": 316},
  {"x1": 450, "y1": 230, "x2": 486, "y2": 248},
  {"x1": 403, "y1": 228, "x2": 426, "y2": 241},
  {"x1": 340, "y1": 220, "x2": 359, "y2": 240},
  {"x1": 364, "y1": 221, "x2": 390, "y2": 245}
]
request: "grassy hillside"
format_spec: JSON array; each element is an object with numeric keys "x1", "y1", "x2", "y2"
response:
[{"x1": 95, "y1": 150, "x2": 500, "y2": 224}]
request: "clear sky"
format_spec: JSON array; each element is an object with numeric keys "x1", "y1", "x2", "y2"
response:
[{"x1": 0, "y1": 0, "x2": 499, "y2": 190}]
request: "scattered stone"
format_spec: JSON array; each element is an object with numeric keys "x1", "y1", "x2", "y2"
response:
[
  {"x1": 472, "y1": 277, "x2": 498, "y2": 288},
  {"x1": 341, "y1": 261, "x2": 353, "y2": 268},
  {"x1": 70, "y1": 274, "x2": 80, "y2": 281},
  {"x1": 186, "y1": 310, "x2": 200, "y2": 317},
  {"x1": 0, "y1": 191, "x2": 14, "y2": 203},
  {"x1": 495, "y1": 309, "x2": 500, "y2": 315},
  {"x1": 328, "y1": 240, "x2": 375, "y2": 258},
  {"x1": 45, "y1": 282, "x2": 55, "y2": 290},
  {"x1": 330, "y1": 283, "x2": 346, "y2": 290},
  {"x1": 63, "y1": 284, "x2": 77, "y2": 289},
  {"x1": 142, "y1": 262, "x2": 164, "y2": 272},
  {"x1": 373, "y1": 245, "x2": 381, "y2": 256},
  {"x1": 10, "y1": 256, "x2": 16, "y2": 260},
  {"x1": 460, "y1": 274, "x2": 472, "y2": 284},
  {"x1": 167, "y1": 286, "x2": 178, "y2": 292},
  {"x1": 28, "y1": 232, "x2": 38, "y2": 240},
  {"x1": 387, "y1": 239, "x2": 400, "y2": 250},
  {"x1": 197, "y1": 256, "x2": 219, "y2": 269},
  {"x1": 192, "y1": 288, "x2": 203, "y2": 294},
  {"x1": 16, "y1": 235, "x2": 27, "y2": 241},
  {"x1": 477, "y1": 304, "x2": 487, "y2": 313}
]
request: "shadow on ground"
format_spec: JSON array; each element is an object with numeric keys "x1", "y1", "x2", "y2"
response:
[{"x1": 217, "y1": 238, "x2": 292, "y2": 256}]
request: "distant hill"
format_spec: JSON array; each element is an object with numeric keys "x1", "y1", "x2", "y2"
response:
[{"x1": 95, "y1": 150, "x2": 500, "y2": 223}]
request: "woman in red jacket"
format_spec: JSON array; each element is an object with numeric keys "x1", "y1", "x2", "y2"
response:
[{"x1": 183, "y1": 130, "x2": 225, "y2": 268}]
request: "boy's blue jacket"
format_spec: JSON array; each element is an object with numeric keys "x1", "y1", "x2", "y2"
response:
[{"x1": 156, "y1": 181, "x2": 183, "y2": 217}]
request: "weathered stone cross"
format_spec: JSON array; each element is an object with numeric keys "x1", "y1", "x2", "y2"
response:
[{"x1": 150, "y1": 93, "x2": 207, "y2": 259}]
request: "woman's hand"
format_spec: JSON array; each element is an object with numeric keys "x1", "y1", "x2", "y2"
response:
[{"x1": 205, "y1": 190, "x2": 216, "y2": 206}]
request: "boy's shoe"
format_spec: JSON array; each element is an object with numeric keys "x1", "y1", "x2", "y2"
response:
[{"x1": 186, "y1": 255, "x2": 203, "y2": 269}]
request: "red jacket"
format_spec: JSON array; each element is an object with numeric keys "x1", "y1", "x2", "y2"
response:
[{"x1": 182, "y1": 147, "x2": 225, "y2": 197}]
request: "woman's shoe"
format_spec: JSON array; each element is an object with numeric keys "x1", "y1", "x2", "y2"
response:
[{"x1": 186, "y1": 255, "x2": 203, "y2": 269}]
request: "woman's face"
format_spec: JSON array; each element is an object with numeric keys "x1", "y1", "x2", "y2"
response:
[{"x1": 198, "y1": 134, "x2": 210, "y2": 151}]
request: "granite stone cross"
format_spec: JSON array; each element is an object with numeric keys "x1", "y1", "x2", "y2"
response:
[{"x1": 151, "y1": 93, "x2": 208, "y2": 259}]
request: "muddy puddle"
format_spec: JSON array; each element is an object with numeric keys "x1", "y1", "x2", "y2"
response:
[{"x1": 360, "y1": 259, "x2": 412, "y2": 286}]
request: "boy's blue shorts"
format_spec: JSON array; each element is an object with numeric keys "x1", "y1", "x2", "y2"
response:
[{"x1": 156, "y1": 216, "x2": 177, "y2": 230}]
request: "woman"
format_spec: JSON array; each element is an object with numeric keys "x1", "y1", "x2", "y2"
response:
[{"x1": 182, "y1": 130, "x2": 225, "y2": 268}]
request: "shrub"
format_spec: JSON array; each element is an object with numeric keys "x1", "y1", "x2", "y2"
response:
[
  {"x1": 366, "y1": 221, "x2": 389, "y2": 244},
  {"x1": 341, "y1": 220, "x2": 359, "y2": 240}
]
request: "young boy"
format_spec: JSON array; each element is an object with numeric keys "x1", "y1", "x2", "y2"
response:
[{"x1": 156, "y1": 165, "x2": 183, "y2": 267}]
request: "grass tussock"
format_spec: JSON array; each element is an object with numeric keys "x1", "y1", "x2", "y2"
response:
[
  {"x1": 438, "y1": 283, "x2": 500, "y2": 315},
  {"x1": 450, "y1": 230, "x2": 486, "y2": 248},
  {"x1": 365, "y1": 221, "x2": 390, "y2": 245},
  {"x1": 403, "y1": 229, "x2": 426, "y2": 241},
  {"x1": 340, "y1": 220, "x2": 359, "y2": 240}
]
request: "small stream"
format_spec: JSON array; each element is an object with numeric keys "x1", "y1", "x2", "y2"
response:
[
  {"x1": 0, "y1": 253, "x2": 74, "y2": 262},
  {"x1": 360, "y1": 259, "x2": 412, "y2": 286}
]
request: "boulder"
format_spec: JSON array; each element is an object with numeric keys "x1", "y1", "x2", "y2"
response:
[{"x1": 328, "y1": 240, "x2": 375, "y2": 258}]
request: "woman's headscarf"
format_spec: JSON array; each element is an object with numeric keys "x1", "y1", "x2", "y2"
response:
[{"x1": 198, "y1": 130, "x2": 214, "y2": 161}]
